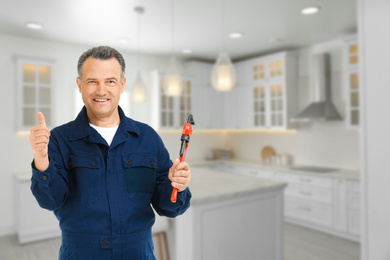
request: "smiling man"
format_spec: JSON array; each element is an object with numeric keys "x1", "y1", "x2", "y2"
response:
[{"x1": 29, "y1": 46, "x2": 192, "y2": 260}]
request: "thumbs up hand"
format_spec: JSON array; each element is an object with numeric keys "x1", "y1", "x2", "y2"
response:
[{"x1": 29, "y1": 112, "x2": 50, "y2": 171}]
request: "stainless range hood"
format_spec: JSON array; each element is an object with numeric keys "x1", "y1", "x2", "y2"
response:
[{"x1": 292, "y1": 53, "x2": 343, "y2": 121}]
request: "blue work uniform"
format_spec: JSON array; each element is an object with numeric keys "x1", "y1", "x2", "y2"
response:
[{"x1": 30, "y1": 106, "x2": 191, "y2": 260}]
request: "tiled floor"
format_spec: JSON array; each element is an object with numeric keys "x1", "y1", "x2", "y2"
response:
[{"x1": 0, "y1": 223, "x2": 360, "y2": 260}]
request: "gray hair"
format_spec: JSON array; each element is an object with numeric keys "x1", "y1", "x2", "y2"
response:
[{"x1": 77, "y1": 46, "x2": 126, "y2": 79}]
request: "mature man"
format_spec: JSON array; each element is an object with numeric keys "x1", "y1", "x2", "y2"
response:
[{"x1": 29, "y1": 46, "x2": 192, "y2": 259}]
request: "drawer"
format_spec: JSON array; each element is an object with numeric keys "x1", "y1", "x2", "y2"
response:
[
  {"x1": 285, "y1": 199, "x2": 332, "y2": 228},
  {"x1": 284, "y1": 174, "x2": 333, "y2": 188},
  {"x1": 285, "y1": 183, "x2": 333, "y2": 204},
  {"x1": 348, "y1": 209, "x2": 360, "y2": 236},
  {"x1": 242, "y1": 168, "x2": 273, "y2": 179},
  {"x1": 347, "y1": 192, "x2": 360, "y2": 210},
  {"x1": 347, "y1": 180, "x2": 360, "y2": 193}
]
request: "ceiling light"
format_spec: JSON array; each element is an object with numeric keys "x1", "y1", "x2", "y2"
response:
[
  {"x1": 25, "y1": 22, "x2": 43, "y2": 30},
  {"x1": 229, "y1": 32, "x2": 243, "y2": 39},
  {"x1": 130, "y1": 6, "x2": 147, "y2": 103},
  {"x1": 212, "y1": 0, "x2": 236, "y2": 92},
  {"x1": 117, "y1": 37, "x2": 130, "y2": 44},
  {"x1": 182, "y1": 49, "x2": 193, "y2": 54},
  {"x1": 301, "y1": 6, "x2": 321, "y2": 15}
]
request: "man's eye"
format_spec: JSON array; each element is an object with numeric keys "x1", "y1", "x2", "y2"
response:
[
  {"x1": 88, "y1": 80, "x2": 96, "y2": 84},
  {"x1": 108, "y1": 80, "x2": 115, "y2": 84}
]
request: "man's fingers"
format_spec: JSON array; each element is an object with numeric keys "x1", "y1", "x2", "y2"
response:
[{"x1": 37, "y1": 112, "x2": 46, "y2": 126}]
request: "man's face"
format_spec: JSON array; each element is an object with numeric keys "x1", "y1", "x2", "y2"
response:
[{"x1": 76, "y1": 57, "x2": 126, "y2": 121}]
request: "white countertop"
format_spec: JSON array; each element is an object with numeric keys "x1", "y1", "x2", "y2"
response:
[
  {"x1": 189, "y1": 168, "x2": 286, "y2": 205},
  {"x1": 190, "y1": 159, "x2": 360, "y2": 180}
]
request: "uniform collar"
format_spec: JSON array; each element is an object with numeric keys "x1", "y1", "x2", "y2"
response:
[{"x1": 69, "y1": 106, "x2": 139, "y2": 141}]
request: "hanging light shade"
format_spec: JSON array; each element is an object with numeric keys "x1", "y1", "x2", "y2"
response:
[
  {"x1": 164, "y1": 57, "x2": 183, "y2": 96},
  {"x1": 211, "y1": 52, "x2": 236, "y2": 91},
  {"x1": 131, "y1": 6, "x2": 147, "y2": 103},
  {"x1": 130, "y1": 72, "x2": 147, "y2": 103}
]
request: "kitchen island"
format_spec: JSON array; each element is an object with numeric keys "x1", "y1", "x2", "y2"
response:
[{"x1": 171, "y1": 168, "x2": 287, "y2": 260}]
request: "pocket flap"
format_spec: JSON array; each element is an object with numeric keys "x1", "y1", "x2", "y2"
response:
[
  {"x1": 122, "y1": 154, "x2": 157, "y2": 169},
  {"x1": 69, "y1": 154, "x2": 100, "y2": 169}
]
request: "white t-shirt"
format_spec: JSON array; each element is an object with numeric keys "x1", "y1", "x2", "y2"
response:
[{"x1": 90, "y1": 124, "x2": 119, "y2": 146}]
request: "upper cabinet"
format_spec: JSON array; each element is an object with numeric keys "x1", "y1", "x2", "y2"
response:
[
  {"x1": 239, "y1": 52, "x2": 298, "y2": 129},
  {"x1": 16, "y1": 56, "x2": 55, "y2": 132},
  {"x1": 150, "y1": 71, "x2": 193, "y2": 130},
  {"x1": 152, "y1": 52, "x2": 298, "y2": 131},
  {"x1": 344, "y1": 36, "x2": 360, "y2": 130}
]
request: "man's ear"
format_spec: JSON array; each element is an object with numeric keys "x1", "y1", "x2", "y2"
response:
[
  {"x1": 76, "y1": 77, "x2": 82, "y2": 93},
  {"x1": 120, "y1": 77, "x2": 126, "y2": 94}
]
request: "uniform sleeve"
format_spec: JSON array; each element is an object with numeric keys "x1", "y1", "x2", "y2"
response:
[
  {"x1": 30, "y1": 134, "x2": 70, "y2": 211},
  {"x1": 151, "y1": 133, "x2": 191, "y2": 218}
]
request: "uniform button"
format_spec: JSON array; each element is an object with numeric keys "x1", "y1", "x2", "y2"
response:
[
  {"x1": 150, "y1": 161, "x2": 156, "y2": 166},
  {"x1": 102, "y1": 239, "x2": 108, "y2": 245},
  {"x1": 126, "y1": 160, "x2": 132, "y2": 165},
  {"x1": 91, "y1": 162, "x2": 97, "y2": 167},
  {"x1": 42, "y1": 175, "x2": 48, "y2": 181}
]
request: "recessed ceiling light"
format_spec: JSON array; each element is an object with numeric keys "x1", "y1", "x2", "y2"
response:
[
  {"x1": 230, "y1": 32, "x2": 243, "y2": 39},
  {"x1": 117, "y1": 37, "x2": 130, "y2": 44},
  {"x1": 25, "y1": 22, "x2": 43, "y2": 30},
  {"x1": 301, "y1": 6, "x2": 321, "y2": 15},
  {"x1": 182, "y1": 49, "x2": 193, "y2": 54}
]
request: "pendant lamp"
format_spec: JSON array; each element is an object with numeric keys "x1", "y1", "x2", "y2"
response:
[
  {"x1": 130, "y1": 6, "x2": 147, "y2": 103},
  {"x1": 211, "y1": 0, "x2": 236, "y2": 92},
  {"x1": 164, "y1": 0, "x2": 183, "y2": 96}
]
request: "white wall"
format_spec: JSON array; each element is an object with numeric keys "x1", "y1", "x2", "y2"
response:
[
  {"x1": 226, "y1": 39, "x2": 360, "y2": 170},
  {"x1": 359, "y1": 0, "x2": 390, "y2": 259},
  {"x1": 0, "y1": 32, "x2": 225, "y2": 236}
]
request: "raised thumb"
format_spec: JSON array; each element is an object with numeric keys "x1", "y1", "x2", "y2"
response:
[{"x1": 37, "y1": 112, "x2": 46, "y2": 126}]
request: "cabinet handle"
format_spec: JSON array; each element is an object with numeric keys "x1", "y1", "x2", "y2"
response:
[
  {"x1": 299, "y1": 178, "x2": 312, "y2": 183},
  {"x1": 300, "y1": 191, "x2": 312, "y2": 196},
  {"x1": 300, "y1": 206, "x2": 312, "y2": 212}
]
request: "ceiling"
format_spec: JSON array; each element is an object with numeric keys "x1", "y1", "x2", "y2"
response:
[{"x1": 0, "y1": 0, "x2": 357, "y2": 62}]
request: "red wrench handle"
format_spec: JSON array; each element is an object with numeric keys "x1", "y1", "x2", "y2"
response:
[{"x1": 170, "y1": 115, "x2": 194, "y2": 203}]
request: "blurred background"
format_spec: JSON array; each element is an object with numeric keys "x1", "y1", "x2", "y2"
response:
[{"x1": 0, "y1": 0, "x2": 389, "y2": 259}]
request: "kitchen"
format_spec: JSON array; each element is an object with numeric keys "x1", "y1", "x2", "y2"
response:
[{"x1": 0, "y1": 0, "x2": 389, "y2": 259}]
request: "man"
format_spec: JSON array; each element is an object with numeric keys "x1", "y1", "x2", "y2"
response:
[{"x1": 29, "y1": 46, "x2": 192, "y2": 259}]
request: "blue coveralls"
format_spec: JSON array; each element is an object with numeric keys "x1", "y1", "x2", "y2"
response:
[{"x1": 31, "y1": 106, "x2": 191, "y2": 260}]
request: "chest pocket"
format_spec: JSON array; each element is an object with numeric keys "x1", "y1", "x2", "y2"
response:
[
  {"x1": 69, "y1": 154, "x2": 101, "y2": 202},
  {"x1": 122, "y1": 154, "x2": 156, "y2": 202}
]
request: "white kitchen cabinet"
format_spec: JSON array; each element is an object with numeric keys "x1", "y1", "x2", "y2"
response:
[
  {"x1": 197, "y1": 161, "x2": 360, "y2": 241},
  {"x1": 240, "y1": 52, "x2": 298, "y2": 129},
  {"x1": 344, "y1": 36, "x2": 360, "y2": 130},
  {"x1": 150, "y1": 71, "x2": 193, "y2": 130},
  {"x1": 333, "y1": 179, "x2": 348, "y2": 232},
  {"x1": 221, "y1": 88, "x2": 239, "y2": 129},
  {"x1": 14, "y1": 173, "x2": 60, "y2": 244},
  {"x1": 347, "y1": 180, "x2": 360, "y2": 236},
  {"x1": 16, "y1": 56, "x2": 55, "y2": 132}
]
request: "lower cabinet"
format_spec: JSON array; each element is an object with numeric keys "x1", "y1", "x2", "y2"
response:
[
  {"x1": 201, "y1": 162, "x2": 360, "y2": 242},
  {"x1": 14, "y1": 173, "x2": 61, "y2": 244}
]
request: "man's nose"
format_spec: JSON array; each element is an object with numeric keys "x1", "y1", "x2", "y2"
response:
[{"x1": 96, "y1": 83, "x2": 106, "y2": 96}]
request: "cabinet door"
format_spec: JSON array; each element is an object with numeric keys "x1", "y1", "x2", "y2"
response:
[
  {"x1": 268, "y1": 81, "x2": 286, "y2": 129},
  {"x1": 237, "y1": 85, "x2": 254, "y2": 129},
  {"x1": 346, "y1": 69, "x2": 359, "y2": 129},
  {"x1": 205, "y1": 87, "x2": 223, "y2": 129},
  {"x1": 344, "y1": 38, "x2": 359, "y2": 130},
  {"x1": 222, "y1": 88, "x2": 239, "y2": 129},
  {"x1": 333, "y1": 179, "x2": 348, "y2": 232},
  {"x1": 191, "y1": 83, "x2": 208, "y2": 129},
  {"x1": 17, "y1": 57, "x2": 55, "y2": 132}
]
